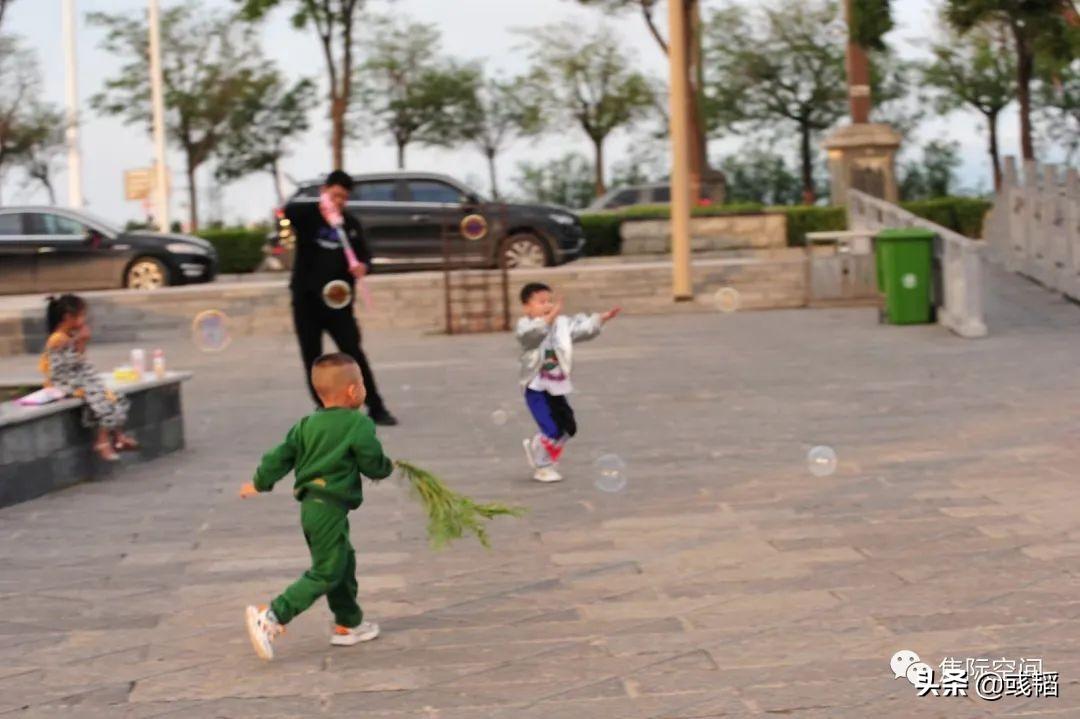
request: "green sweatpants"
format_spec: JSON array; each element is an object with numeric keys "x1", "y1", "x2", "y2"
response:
[{"x1": 270, "y1": 497, "x2": 362, "y2": 628}]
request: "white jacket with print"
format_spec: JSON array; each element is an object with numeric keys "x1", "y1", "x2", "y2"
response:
[{"x1": 515, "y1": 313, "x2": 603, "y2": 387}]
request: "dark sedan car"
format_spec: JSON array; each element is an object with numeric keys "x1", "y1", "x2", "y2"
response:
[
  {"x1": 0, "y1": 207, "x2": 217, "y2": 294},
  {"x1": 263, "y1": 172, "x2": 586, "y2": 271}
]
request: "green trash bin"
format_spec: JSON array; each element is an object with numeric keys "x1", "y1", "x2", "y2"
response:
[{"x1": 874, "y1": 228, "x2": 934, "y2": 325}]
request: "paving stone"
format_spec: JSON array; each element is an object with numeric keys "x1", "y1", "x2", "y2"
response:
[{"x1": 2, "y1": 267, "x2": 1080, "y2": 716}]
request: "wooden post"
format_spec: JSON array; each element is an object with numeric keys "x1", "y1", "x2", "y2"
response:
[{"x1": 668, "y1": 0, "x2": 693, "y2": 301}]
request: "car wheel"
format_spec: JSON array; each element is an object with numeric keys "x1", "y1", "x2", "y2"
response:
[
  {"x1": 125, "y1": 257, "x2": 170, "y2": 290},
  {"x1": 500, "y1": 233, "x2": 549, "y2": 269}
]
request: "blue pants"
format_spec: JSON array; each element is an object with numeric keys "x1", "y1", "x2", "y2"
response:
[{"x1": 525, "y1": 389, "x2": 577, "y2": 440}]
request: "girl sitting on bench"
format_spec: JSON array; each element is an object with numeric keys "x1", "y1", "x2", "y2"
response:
[{"x1": 41, "y1": 294, "x2": 138, "y2": 462}]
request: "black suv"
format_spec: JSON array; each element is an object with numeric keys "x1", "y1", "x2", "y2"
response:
[{"x1": 265, "y1": 172, "x2": 586, "y2": 271}]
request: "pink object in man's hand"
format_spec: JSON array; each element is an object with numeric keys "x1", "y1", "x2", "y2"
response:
[
  {"x1": 340, "y1": 235, "x2": 361, "y2": 270},
  {"x1": 319, "y1": 191, "x2": 344, "y2": 228}
]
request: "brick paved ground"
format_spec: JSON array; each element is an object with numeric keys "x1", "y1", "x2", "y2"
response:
[{"x1": 2, "y1": 264, "x2": 1080, "y2": 718}]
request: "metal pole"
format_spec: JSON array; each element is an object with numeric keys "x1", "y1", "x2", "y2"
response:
[
  {"x1": 148, "y1": 0, "x2": 170, "y2": 232},
  {"x1": 62, "y1": 0, "x2": 83, "y2": 208},
  {"x1": 667, "y1": 0, "x2": 693, "y2": 300}
]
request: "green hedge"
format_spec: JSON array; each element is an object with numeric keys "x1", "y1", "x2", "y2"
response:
[
  {"x1": 196, "y1": 228, "x2": 267, "y2": 274},
  {"x1": 772, "y1": 206, "x2": 848, "y2": 247},
  {"x1": 900, "y1": 198, "x2": 990, "y2": 239}
]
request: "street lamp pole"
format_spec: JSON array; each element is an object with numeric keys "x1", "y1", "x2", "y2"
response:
[
  {"x1": 148, "y1": 0, "x2": 170, "y2": 232},
  {"x1": 61, "y1": 0, "x2": 83, "y2": 208},
  {"x1": 668, "y1": 0, "x2": 693, "y2": 300}
]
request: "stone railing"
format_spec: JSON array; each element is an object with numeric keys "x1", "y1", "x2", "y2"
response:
[
  {"x1": 983, "y1": 158, "x2": 1080, "y2": 300},
  {"x1": 848, "y1": 189, "x2": 988, "y2": 338}
]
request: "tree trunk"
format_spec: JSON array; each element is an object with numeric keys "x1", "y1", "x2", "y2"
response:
[
  {"x1": 1014, "y1": 31, "x2": 1036, "y2": 161},
  {"x1": 799, "y1": 122, "x2": 815, "y2": 205},
  {"x1": 592, "y1": 137, "x2": 606, "y2": 198},
  {"x1": 271, "y1": 159, "x2": 285, "y2": 206},
  {"x1": 486, "y1": 148, "x2": 499, "y2": 201},
  {"x1": 396, "y1": 141, "x2": 406, "y2": 170},
  {"x1": 641, "y1": 2, "x2": 669, "y2": 54},
  {"x1": 43, "y1": 177, "x2": 55, "y2": 205},
  {"x1": 987, "y1": 110, "x2": 1002, "y2": 192},
  {"x1": 331, "y1": 94, "x2": 346, "y2": 169},
  {"x1": 186, "y1": 159, "x2": 199, "y2": 232},
  {"x1": 685, "y1": 1, "x2": 703, "y2": 200}
]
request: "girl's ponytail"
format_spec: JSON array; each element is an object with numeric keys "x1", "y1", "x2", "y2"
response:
[{"x1": 45, "y1": 294, "x2": 86, "y2": 333}]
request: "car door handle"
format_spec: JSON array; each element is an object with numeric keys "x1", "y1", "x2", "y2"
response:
[
  {"x1": 410, "y1": 214, "x2": 429, "y2": 222},
  {"x1": 37, "y1": 247, "x2": 56, "y2": 254}
]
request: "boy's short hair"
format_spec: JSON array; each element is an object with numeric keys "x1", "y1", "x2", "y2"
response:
[
  {"x1": 324, "y1": 170, "x2": 354, "y2": 192},
  {"x1": 311, "y1": 353, "x2": 361, "y2": 396},
  {"x1": 520, "y1": 282, "x2": 551, "y2": 304}
]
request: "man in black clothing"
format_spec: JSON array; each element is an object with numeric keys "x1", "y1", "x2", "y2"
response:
[{"x1": 287, "y1": 170, "x2": 397, "y2": 425}]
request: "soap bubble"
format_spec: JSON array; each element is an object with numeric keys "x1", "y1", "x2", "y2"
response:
[
  {"x1": 714, "y1": 287, "x2": 741, "y2": 313},
  {"x1": 807, "y1": 445, "x2": 838, "y2": 477},
  {"x1": 322, "y1": 279, "x2": 353, "y2": 309},
  {"x1": 192, "y1": 310, "x2": 231, "y2": 352},
  {"x1": 901, "y1": 273, "x2": 918, "y2": 290},
  {"x1": 594, "y1": 454, "x2": 627, "y2": 493},
  {"x1": 491, "y1": 409, "x2": 508, "y2": 426}
]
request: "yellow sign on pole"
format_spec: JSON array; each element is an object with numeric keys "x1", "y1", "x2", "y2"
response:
[{"x1": 124, "y1": 168, "x2": 153, "y2": 201}]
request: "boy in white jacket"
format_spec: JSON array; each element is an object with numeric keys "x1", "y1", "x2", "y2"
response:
[{"x1": 515, "y1": 282, "x2": 620, "y2": 482}]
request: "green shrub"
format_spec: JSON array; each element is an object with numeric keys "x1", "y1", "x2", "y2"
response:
[
  {"x1": 617, "y1": 202, "x2": 765, "y2": 219},
  {"x1": 196, "y1": 228, "x2": 267, "y2": 273},
  {"x1": 579, "y1": 214, "x2": 623, "y2": 256},
  {"x1": 771, "y1": 206, "x2": 848, "y2": 247},
  {"x1": 900, "y1": 197, "x2": 991, "y2": 239}
]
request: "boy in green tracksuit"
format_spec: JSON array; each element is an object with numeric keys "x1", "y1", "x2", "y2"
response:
[{"x1": 240, "y1": 352, "x2": 394, "y2": 661}]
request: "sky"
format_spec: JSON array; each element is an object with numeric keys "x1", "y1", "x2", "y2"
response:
[{"x1": 0, "y1": 0, "x2": 1055, "y2": 226}]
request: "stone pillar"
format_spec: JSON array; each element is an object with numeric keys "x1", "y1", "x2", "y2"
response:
[{"x1": 823, "y1": 123, "x2": 902, "y2": 204}]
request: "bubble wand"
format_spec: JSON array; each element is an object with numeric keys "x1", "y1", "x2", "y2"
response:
[{"x1": 319, "y1": 192, "x2": 374, "y2": 311}]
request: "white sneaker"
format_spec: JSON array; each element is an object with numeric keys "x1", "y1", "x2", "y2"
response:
[
  {"x1": 245, "y1": 605, "x2": 284, "y2": 661},
  {"x1": 522, "y1": 438, "x2": 537, "y2": 469},
  {"x1": 331, "y1": 620, "x2": 380, "y2": 646},
  {"x1": 533, "y1": 466, "x2": 563, "y2": 483}
]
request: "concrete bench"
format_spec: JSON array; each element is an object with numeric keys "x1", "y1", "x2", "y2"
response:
[{"x1": 0, "y1": 371, "x2": 191, "y2": 507}]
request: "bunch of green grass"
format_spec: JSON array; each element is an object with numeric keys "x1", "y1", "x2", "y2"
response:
[{"x1": 394, "y1": 460, "x2": 525, "y2": 549}]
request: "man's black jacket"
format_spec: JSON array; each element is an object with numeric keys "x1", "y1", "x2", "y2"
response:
[{"x1": 285, "y1": 202, "x2": 373, "y2": 294}]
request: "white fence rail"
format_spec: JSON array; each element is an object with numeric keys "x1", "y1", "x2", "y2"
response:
[
  {"x1": 848, "y1": 189, "x2": 988, "y2": 338},
  {"x1": 984, "y1": 158, "x2": 1080, "y2": 300}
]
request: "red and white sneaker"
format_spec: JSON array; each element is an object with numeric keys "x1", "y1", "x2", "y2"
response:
[
  {"x1": 330, "y1": 620, "x2": 380, "y2": 646},
  {"x1": 245, "y1": 605, "x2": 284, "y2": 661},
  {"x1": 533, "y1": 466, "x2": 563, "y2": 483}
]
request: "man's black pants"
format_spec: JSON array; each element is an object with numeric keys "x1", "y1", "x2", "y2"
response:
[{"x1": 292, "y1": 291, "x2": 386, "y2": 414}]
